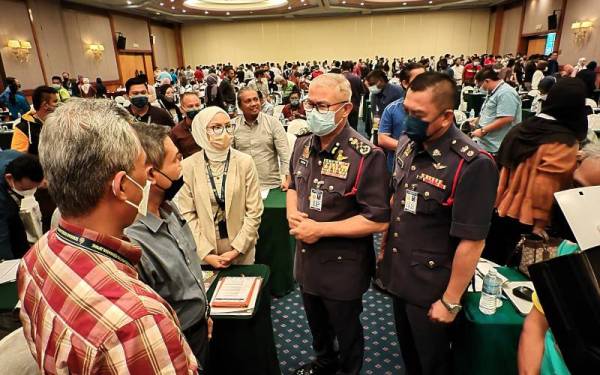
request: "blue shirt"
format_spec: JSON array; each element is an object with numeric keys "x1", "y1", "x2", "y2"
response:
[
  {"x1": 379, "y1": 96, "x2": 406, "y2": 171},
  {"x1": 0, "y1": 150, "x2": 27, "y2": 260},
  {"x1": 371, "y1": 83, "x2": 404, "y2": 117},
  {"x1": 478, "y1": 81, "x2": 522, "y2": 154}
]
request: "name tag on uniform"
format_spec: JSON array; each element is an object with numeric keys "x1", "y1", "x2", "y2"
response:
[
  {"x1": 309, "y1": 188, "x2": 323, "y2": 211},
  {"x1": 404, "y1": 190, "x2": 418, "y2": 214},
  {"x1": 321, "y1": 159, "x2": 350, "y2": 179}
]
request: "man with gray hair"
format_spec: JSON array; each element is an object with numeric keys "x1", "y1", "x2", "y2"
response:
[
  {"x1": 17, "y1": 99, "x2": 199, "y2": 374},
  {"x1": 287, "y1": 73, "x2": 390, "y2": 375}
]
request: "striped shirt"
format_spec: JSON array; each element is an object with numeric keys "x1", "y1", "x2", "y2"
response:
[{"x1": 17, "y1": 219, "x2": 198, "y2": 374}]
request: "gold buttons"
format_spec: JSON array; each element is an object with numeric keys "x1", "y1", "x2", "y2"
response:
[
  {"x1": 393, "y1": 232, "x2": 398, "y2": 238},
  {"x1": 404, "y1": 183, "x2": 409, "y2": 188},
  {"x1": 301, "y1": 248, "x2": 306, "y2": 253},
  {"x1": 392, "y1": 248, "x2": 398, "y2": 253},
  {"x1": 296, "y1": 171, "x2": 302, "y2": 176},
  {"x1": 318, "y1": 160, "x2": 322, "y2": 166},
  {"x1": 401, "y1": 200, "x2": 405, "y2": 205},
  {"x1": 452, "y1": 140, "x2": 457, "y2": 145},
  {"x1": 410, "y1": 166, "x2": 416, "y2": 171},
  {"x1": 396, "y1": 216, "x2": 401, "y2": 222},
  {"x1": 428, "y1": 260, "x2": 435, "y2": 268},
  {"x1": 392, "y1": 172, "x2": 396, "y2": 177},
  {"x1": 313, "y1": 178, "x2": 319, "y2": 183},
  {"x1": 337, "y1": 256, "x2": 343, "y2": 260},
  {"x1": 328, "y1": 185, "x2": 334, "y2": 191},
  {"x1": 424, "y1": 191, "x2": 430, "y2": 197}
]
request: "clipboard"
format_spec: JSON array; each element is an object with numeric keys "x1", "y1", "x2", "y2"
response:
[{"x1": 554, "y1": 186, "x2": 600, "y2": 251}]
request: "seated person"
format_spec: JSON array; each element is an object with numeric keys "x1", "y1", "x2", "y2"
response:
[
  {"x1": 178, "y1": 107, "x2": 263, "y2": 268},
  {"x1": 258, "y1": 91, "x2": 274, "y2": 117},
  {"x1": 126, "y1": 123, "x2": 212, "y2": 371},
  {"x1": 530, "y1": 76, "x2": 556, "y2": 114},
  {"x1": 0, "y1": 151, "x2": 44, "y2": 259},
  {"x1": 281, "y1": 91, "x2": 306, "y2": 121},
  {"x1": 518, "y1": 144, "x2": 600, "y2": 375}
]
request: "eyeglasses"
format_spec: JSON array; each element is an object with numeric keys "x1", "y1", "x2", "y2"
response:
[
  {"x1": 207, "y1": 123, "x2": 236, "y2": 135},
  {"x1": 303, "y1": 100, "x2": 347, "y2": 114}
]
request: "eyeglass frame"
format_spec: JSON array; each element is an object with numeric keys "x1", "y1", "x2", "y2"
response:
[
  {"x1": 206, "y1": 123, "x2": 236, "y2": 136},
  {"x1": 303, "y1": 100, "x2": 349, "y2": 114}
]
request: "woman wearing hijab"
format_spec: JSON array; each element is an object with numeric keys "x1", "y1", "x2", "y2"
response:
[
  {"x1": 204, "y1": 73, "x2": 223, "y2": 109},
  {"x1": 576, "y1": 60, "x2": 598, "y2": 99},
  {"x1": 177, "y1": 106, "x2": 263, "y2": 268},
  {"x1": 483, "y1": 78, "x2": 588, "y2": 263},
  {"x1": 157, "y1": 84, "x2": 183, "y2": 123},
  {"x1": 78, "y1": 78, "x2": 96, "y2": 98}
]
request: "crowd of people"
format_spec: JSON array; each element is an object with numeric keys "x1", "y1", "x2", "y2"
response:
[{"x1": 0, "y1": 49, "x2": 598, "y2": 375}]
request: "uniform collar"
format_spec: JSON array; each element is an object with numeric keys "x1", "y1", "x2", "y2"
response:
[
  {"x1": 423, "y1": 124, "x2": 460, "y2": 162},
  {"x1": 311, "y1": 123, "x2": 351, "y2": 155}
]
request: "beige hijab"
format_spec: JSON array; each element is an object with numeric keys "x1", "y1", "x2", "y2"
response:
[{"x1": 191, "y1": 106, "x2": 231, "y2": 162}]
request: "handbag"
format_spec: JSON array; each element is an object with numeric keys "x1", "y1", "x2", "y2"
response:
[{"x1": 515, "y1": 234, "x2": 562, "y2": 277}]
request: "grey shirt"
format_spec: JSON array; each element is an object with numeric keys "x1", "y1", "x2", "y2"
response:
[{"x1": 125, "y1": 201, "x2": 208, "y2": 330}]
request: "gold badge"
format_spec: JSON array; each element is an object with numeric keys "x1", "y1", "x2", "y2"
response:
[
  {"x1": 302, "y1": 144, "x2": 310, "y2": 159},
  {"x1": 432, "y1": 162, "x2": 447, "y2": 170},
  {"x1": 460, "y1": 146, "x2": 469, "y2": 153},
  {"x1": 321, "y1": 159, "x2": 350, "y2": 179},
  {"x1": 403, "y1": 142, "x2": 414, "y2": 157},
  {"x1": 432, "y1": 149, "x2": 441, "y2": 157},
  {"x1": 417, "y1": 173, "x2": 446, "y2": 190},
  {"x1": 467, "y1": 150, "x2": 475, "y2": 157},
  {"x1": 336, "y1": 149, "x2": 348, "y2": 161}
]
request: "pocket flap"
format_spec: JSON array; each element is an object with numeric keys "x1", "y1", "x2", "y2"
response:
[
  {"x1": 410, "y1": 250, "x2": 451, "y2": 269},
  {"x1": 320, "y1": 251, "x2": 358, "y2": 263}
]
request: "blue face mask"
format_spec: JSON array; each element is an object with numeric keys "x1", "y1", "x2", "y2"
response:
[
  {"x1": 404, "y1": 115, "x2": 430, "y2": 144},
  {"x1": 307, "y1": 106, "x2": 344, "y2": 136}
]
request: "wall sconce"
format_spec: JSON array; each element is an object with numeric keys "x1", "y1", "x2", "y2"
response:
[
  {"x1": 571, "y1": 20, "x2": 593, "y2": 44},
  {"x1": 87, "y1": 43, "x2": 105, "y2": 60},
  {"x1": 7, "y1": 39, "x2": 32, "y2": 63}
]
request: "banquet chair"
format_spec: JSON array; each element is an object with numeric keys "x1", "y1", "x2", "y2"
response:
[
  {"x1": 458, "y1": 86, "x2": 474, "y2": 111},
  {"x1": 0, "y1": 328, "x2": 39, "y2": 374}
]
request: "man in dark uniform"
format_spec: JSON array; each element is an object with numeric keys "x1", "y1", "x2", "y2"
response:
[
  {"x1": 287, "y1": 73, "x2": 390, "y2": 375},
  {"x1": 378, "y1": 72, "x2": 498, "y2": 375}
]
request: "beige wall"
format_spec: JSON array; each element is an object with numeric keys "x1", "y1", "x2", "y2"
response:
[
  {"x1": 151, "y1": 24, "x2": 178, "y2": 69},
  {"x1": 182, "y1": 8, "x2": 491, "y2": 65},
  {"x1": 558, "y1": 0, "x2": 599, "y2": 64},
  {"x1": 487, "y1": 10, "x2": 497, "y2": 53},
  {"x1": 0, "y1": 0, "x2": 45, "y2": 90},
  {"x1": 28, "y1": 0, "x2": 119, "y2": 82},
  {"x1": 113, "y1": 14, "x2": 151, "y2": 51},
  {"x1": 498, "y1": 5, "x2": 523, "y2": 55},
  {"x1": 523, "y1": 0, "x2": 562, "y2": 34}
]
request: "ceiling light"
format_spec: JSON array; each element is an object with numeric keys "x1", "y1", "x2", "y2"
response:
[
  {"x1": 250, "y1": 11, "x2": 253, "y2": 13},
  {"x1": 170, "y1": 0, "x2": 175, "y2": 2},
  {"x1": 301, "y1": 0, "x2": 305, "y2": 2},
  {"x1": 402, "y1": 2, "x2": 407, "y2": 4},
  {"x1": 226, "y1": 11, "x2": 230, "y2": 15},
  {"x1": 342, "y1": 0, "x2": 346, "y2": 3},
  {"x1": 428, "y1": 0, "x2": 433, "y2": 3},
  {"x1": 155, "y1": 12, "x2": 160, "y2": 15},
  {"x1": 360, "y1": 2, "x2": 364, "y2": 5},
  {"x1": 182, "y1": 9, "x2": 186, "y2": 12},
  {"x1": 204, "y1": 10, "x2": 209, "y2": 14},
  {"x1": 288, "y1": 5, "x2": 291, "y2": 9},
  {"x1": 126, "y1": 0, "x2": 132, "y2": 4}
]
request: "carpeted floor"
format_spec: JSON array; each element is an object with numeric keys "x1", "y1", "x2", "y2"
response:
[{"x1": 271, "y1": 285, "x2": 405, "y2": 375}]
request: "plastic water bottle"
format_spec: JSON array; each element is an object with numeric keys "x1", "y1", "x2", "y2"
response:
[
  {"x1": 479, "y1": 268, "x2": 501, "y2": 315},
  {"x1": 469, "y1": 109, "x2": 475, "y2": 119}
]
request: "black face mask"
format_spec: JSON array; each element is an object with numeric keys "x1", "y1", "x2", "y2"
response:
[{"x1": 156, "y1": 169, "x2": 184, "y2": 201}]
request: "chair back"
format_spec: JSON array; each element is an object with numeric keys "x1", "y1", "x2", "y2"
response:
[
  {"x1": 0, "y1": 328, "x2": 40, "y2": 374},
  {"x1": 585, "y1": 98, "x2": 598, "y2": 109},
  {"x1": 588, "y1": 114, "x2": 600, "y2": 131}
]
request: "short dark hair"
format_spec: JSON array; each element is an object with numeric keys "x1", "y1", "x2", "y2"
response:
[
  {"x1": 125, "y1": 76, "x2": 148, "y2": 94},
  {"x1": 254, "y1": 69, "x2": 265, "y2": 79},
  {"x1": 408, "y1": 72, "x2": 456, "y2": 111},
  {"x1": 475, "y1": 68, "x2": 500, "y2": 83},
  {"x1": 180, "y1": 91, "x2": 200, "y2": 104},
  {"x1": 130, "y1": 122, "x2": 171, "y2": 169},
  {"x1": 223, "y1": 65, "x2": 234, "y2": 74},
  {"x1": 51, "y1": 75, "x2": 62, "y2": 82},
  {"x1": 399, "y1": 62, "x2": 425, "y2": 83},
  {"x1": 5, "y1": 154, "x2": 44, "y2": 182},
  {"x1": 237, "y1": 87, "x2": 258, "y2": 106},
  {"x1": 366, "y1": 69, "x2": 388, "y2": 83},
  {"x1": 32, "y1": 86, "x2": 57, "y2": 111}
]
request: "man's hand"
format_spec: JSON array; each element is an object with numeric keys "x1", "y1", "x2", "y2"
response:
[
  {"x1": 287, "y1": 211, "x2": 308, "y2": 229},
  {"x1": 204, "y1": 254, "x2": 230, "y2": 269},
  {"x1": 471, "y1": 128, "x2": 484, "y2": 138},
  {"x1": 289, "y1": 218, "x2": 322, "y2": 244},
  {"x1": 280, "y1": 175, "x2": 290, "y2": 191},
  {"x1": 207, "y1": 317, "x2": 213, "y2": 340},
  {"x1": 428, "y1": 300, "x2": 457, "y2": 324},
  {"x1": 468, "y1": 117, "x2": 479, "y2": 128}
]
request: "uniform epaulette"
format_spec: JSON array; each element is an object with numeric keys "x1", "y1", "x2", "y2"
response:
[
  {"x1": 295, "y1": 128, "x2": 312, "y2": 137},
  {"x1": 449, "y1": 138, "x2": 478, "y2": 162},
  {"x1": 348, "y1": 137, "x2": 372, "y2": 156}
]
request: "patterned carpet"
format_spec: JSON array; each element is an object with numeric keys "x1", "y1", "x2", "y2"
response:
[{"x1": 271, "y1": 285, "x2": 405, "y2": 375}]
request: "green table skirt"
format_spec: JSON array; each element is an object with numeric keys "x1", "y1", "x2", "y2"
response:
[
  {"x1": 255, "y1": 189, "x2": 295, "y2": 297},
  {"x1": 207, "y1": 264, "x2": 281, "y2": 375},
  {"x1": 453, "y1": 267, "x2": 528, "y2": 375}
]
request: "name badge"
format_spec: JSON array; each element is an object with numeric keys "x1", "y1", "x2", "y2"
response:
[
  {"x1": 404, "y1": 190, "x2": 418, "y2": 214},
  {"x1": 321, "y1": 159, "x2": 350, "y2": 179},
  {"x1": 309, "y1": 188, "x2": 323, "y2": 211}
]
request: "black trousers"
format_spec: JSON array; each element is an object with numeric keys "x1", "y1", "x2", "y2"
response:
[
  {"x1": 392, "y1": 297, "x2": 453, "y2": 375},
  {"x1": 348, "y1": 110, "x2": 359, "y2": 130},
  {"x1": 183, "y1": 318, "x2": 210, "y2": 374},
  {"x1": 301, "y1": 292, "x2": 364, "y2": 375}
]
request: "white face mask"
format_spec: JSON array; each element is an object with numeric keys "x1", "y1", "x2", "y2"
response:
[
  {"x1": 10, "y1": 182, "x2": 37, "y2": 198},
  {"x1": 114, "y1": 174, "x2": 151, "y2": 216}
]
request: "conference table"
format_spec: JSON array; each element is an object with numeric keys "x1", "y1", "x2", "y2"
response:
[
  {"x1": 255, "y1": 188, "x2": 295, "y2": 297},
  {"x1": 453, "y1": 267, "x2": 528, "y2": 375}
]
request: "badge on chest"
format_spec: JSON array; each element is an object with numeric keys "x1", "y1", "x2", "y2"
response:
[
  {"x1": 404, "y1": 190, "x2": 418, "y2": 214},
  {"x1": 321, "y1": 159, "x2": 350, "y2": 179}
]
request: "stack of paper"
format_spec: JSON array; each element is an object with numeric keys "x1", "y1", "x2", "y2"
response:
[
  {"x1": 210, "y1": 276, "x2": 262, "y2": 316},
  {"x1": 0, "y1": 259, "x2": 20, "y2": 284}
]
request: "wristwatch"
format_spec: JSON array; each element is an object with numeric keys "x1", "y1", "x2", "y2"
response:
[{"x1": 441, "y1": 297, "x2": 463, "y2": 314}]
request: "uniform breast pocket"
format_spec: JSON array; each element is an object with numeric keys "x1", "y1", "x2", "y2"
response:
[
  {"x1": 409, "y1": 249, "x2": 452, "y2": 288},
  {"x1": 322, "y1": 176, "x2": 348, "y2": 201},
  {"x1": 416, "y1": 188, "x2": 448, "y2": 215}
]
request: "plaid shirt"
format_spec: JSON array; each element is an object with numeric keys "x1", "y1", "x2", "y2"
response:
[{"x1": 17, "y1": 219, "x2": 198, "y2": 374}]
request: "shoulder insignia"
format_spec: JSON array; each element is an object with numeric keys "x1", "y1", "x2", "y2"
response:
[
  {"x1": 349, "y1": 137, "x2": 372, "y2": 156},
  {"x1": 295, "y1": 127, "x2": 312, "y2": 137},
  {"x1": 450, "y1": 138, "x2": 478, "y2": 162}
]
